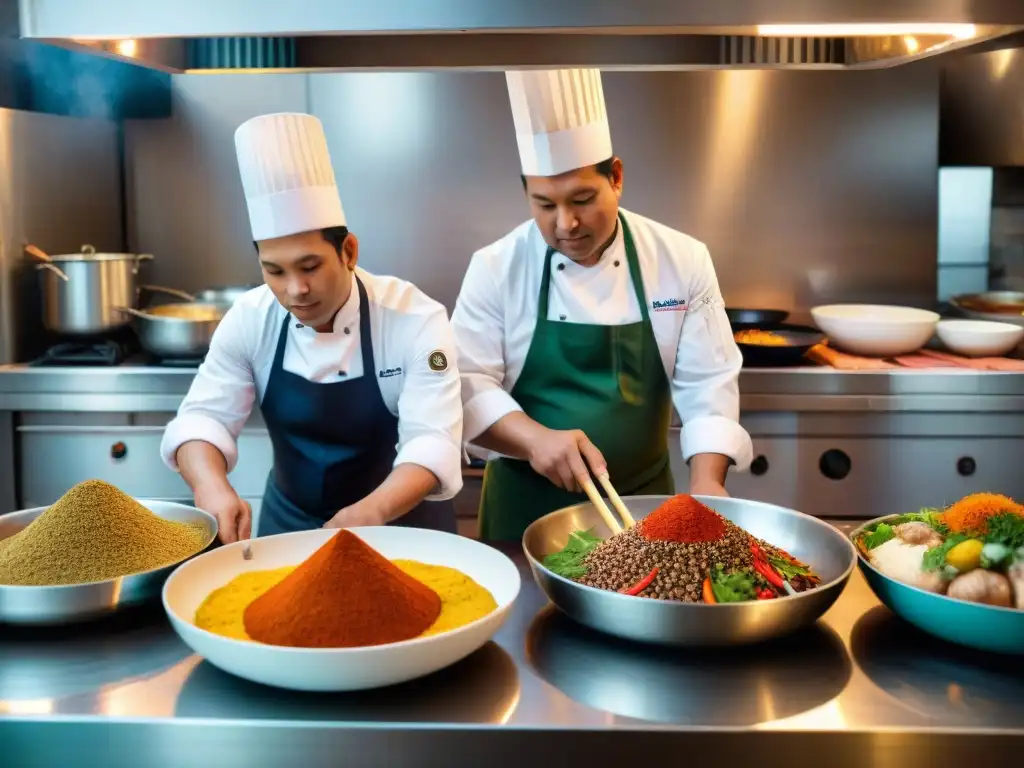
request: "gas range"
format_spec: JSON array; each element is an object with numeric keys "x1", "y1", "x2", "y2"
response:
[{"x1": 27, "y1": 338, "x2": 204, "y2": 369}]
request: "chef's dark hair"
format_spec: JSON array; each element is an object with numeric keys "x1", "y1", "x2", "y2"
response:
[
  {"x1": 252, "y1": 226, "x2": 349, "y2": 255},
  {"x1": 520, "y1": 156, "x2": 616, "y2": 190}
]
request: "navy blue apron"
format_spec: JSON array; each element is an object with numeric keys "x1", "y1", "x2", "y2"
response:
[{"x1": 256, "y1": 276, "x2": 456, "y2": 536}]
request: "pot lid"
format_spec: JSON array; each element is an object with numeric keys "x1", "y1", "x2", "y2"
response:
[{"x1": 47, "y1": 245, "x2": 153, "y2": 262}]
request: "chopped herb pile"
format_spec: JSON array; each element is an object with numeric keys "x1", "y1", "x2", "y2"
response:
[{"x1": 709, "y1": 564, "x2": 757, "y2": 603}]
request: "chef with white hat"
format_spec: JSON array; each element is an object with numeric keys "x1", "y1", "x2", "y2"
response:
[
  {"x1": 451, "y1": 69, "x2": 753, "y2": 541},
  {"x1": 161, "y1": 112, "x2": 462, "y2": 542}
]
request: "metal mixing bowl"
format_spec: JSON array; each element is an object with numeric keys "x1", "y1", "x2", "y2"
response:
[
  {"x1": 522, "y1": 495, "x2": 856, "y2": 647},
  {"x1": 851, "y1": 516, "x2": 1024, "y2": 655},
  {"x1": 0, "y1": 500, "x2": 218, "y2": 626}
]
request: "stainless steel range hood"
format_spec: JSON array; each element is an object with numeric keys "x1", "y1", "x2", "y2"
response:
[{"x1": 15, "y1": 0, "x2": 1024, "y2": 72}]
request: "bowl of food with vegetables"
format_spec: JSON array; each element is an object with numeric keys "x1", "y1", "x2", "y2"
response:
[
  {"x1": 523, "y1": 494, "x2": 856, "y2": 647},
  {"x1": 852, "y1": 492, "x2": 1024, "y2": 655}
]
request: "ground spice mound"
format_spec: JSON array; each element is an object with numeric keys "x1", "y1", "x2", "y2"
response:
[
  {"x1": 942, "y1": 492, "x2": 1023, "y2": 534},
  {"x1": 0, "y1": 479, "x2": 209, "y2": 586},
  {"x1": 242, "y1": 530, "x2": 442, "y2": 648},
  {"x1": 639, "y1": 494, "x2": 726, "y2": 543}
]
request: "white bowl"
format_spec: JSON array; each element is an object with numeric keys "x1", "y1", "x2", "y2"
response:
[
  {"x1": 810, "y1": 304, "x2": 939, "y2": 357},
  {"x1": 162, "y1": 527, "x2": 520, "y2": 692},
  {"x1": 936, "y1": 319, "x2": 1024, "y2": 357}
]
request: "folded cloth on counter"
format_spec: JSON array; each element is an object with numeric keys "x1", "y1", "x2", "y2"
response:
[
  {"x1": 914, "y1": 349, "x2": 1024, "y2": 371},
  {"x1": 806, "y1": 344, "x2": 897, "y2": 370},
  {"x1": 806, "y1": 344, "x2": 1024, "y2": 371}
]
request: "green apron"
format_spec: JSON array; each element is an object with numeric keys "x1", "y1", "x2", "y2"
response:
[{"x1": 479, "y1": 213, "x2": 674, "y2": 541}]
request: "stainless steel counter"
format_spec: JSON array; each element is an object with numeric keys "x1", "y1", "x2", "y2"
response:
[
  {"x1": 2, "y1": 363, "x2": 1024, "y2": 412},
  {"x1": 1, "y1": 535, "x2": 1021, "y2": 767}
]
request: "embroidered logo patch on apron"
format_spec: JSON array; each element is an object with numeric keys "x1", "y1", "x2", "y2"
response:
[{"x1": 428, "y1": 350, "x2": 448, "y2": 372}]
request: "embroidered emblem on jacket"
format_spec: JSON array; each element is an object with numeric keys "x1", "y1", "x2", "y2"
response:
[
  {"x1": 652, "y1": 298, "x2": 688, "y2": 312},
  {"x1": 378, "y1": 367, "x2": 403, "y2": 378},
  {"x1": 428, "y1": 350, "x2": 448, "y2": 372}
]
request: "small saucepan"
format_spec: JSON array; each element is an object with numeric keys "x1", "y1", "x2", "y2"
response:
[
  {"x1": 733, "y1": 324, "x2": 826, "y2": 367},
  {"x1": 114, "y1": 302, "x2": 225, "y2": 359}
]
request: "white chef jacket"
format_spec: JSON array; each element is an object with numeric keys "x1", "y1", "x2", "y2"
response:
[
  {"x1": 160, "y1": 268, "x2": 464, "y2": 500},
  {"x1": 450, "y1": 207, "x2": 753, "y2": 470}
]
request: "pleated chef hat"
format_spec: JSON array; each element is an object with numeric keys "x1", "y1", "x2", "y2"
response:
[
  {"x1": 234, "y1": 112, "x2": 346, "y2": 241},
  {"x1": 506, "y1": 68, "x2": 613, "y2": 177}
]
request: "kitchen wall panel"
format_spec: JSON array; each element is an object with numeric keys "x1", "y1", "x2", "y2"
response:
[
  {"x1": 125, "y1": 65, "x2": 940, "y2": 312},
  {"x1": 123, "y1": 74, "x2": 309, "y2": 291}
]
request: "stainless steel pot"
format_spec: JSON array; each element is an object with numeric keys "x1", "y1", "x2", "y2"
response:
[
  {"x1": 115, "y1": 303, "x2": 224, "y2": 359},
  {"x1": 28, "y1": 244, "x2": 153, "y2": 336}
]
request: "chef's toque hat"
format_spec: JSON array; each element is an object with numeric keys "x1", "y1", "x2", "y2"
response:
[
  {"x1": 506, "y1": 68, "x2": 613, "y2": 177},
  {"x1": 234, "y1": 112, "x2": 346, "y2": 241}
]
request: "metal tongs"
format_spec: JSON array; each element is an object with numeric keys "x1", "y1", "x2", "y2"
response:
[{"x1": 581, "y1": 472, "x2": 635, "y2": 535}]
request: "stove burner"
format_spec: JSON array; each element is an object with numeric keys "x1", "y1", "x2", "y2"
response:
[
  {"x1": 30, "y1": 340, "x2": 131, "y2": 367},
  {"x1": 155, "y1": 356, "x2": 205, "y2": 368}
]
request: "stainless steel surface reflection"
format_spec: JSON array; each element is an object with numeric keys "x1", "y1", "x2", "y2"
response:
[
  {"x1": 851, "y1": 606, "x2": 1024, "y2": 727},
  {"x1": 0, "y1": 604, "x2": 189, "y2": 703},
  {"x1": 526, "y1": 605, "x2": 850, "y2": 725},
  {"x1": 175, "y1": 642, "x2": 520, "y2": 724},
  {"x1": 523, "y1": 495, "x2": 856, "y2": 646},
  {"x1": 0, "y1": 542, "x2": 1022, "y2": 767},
  {"x1": 0, "y1": 502, "x2": 217, "y2": 625}
]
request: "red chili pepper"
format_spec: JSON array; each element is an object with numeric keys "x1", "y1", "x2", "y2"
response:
[
  {"x1": 752, "y1": 557, "x2": 785, "y2": 589},
  {"x1": 620, "y1": 567, "x2": 659, "y2": 596},
  {"x1": 756, "y1": 588, "x2": 776, "y2": 600}
]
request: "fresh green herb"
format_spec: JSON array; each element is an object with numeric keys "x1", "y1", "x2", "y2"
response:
[
  {"x1": 542, "y1": 529, "x2": 603, "y2": 578},
  {"x1": 768, "y1": 554, "x2": 811, "y2": 581},
  {"x1": 922, "y1": 533, "x2": 970, "y2": 571},
  {"x1": 862, "y1": 523, "x2": 896, "y2": 550},
  {"x1": 983, "y1": 512, "x2": 1024, "y2": 551},
  {"x1": 890, "y1": 508, "x2": 948, "y2": 534},
  {"x1": 710, "y1": 563, "x2": 758, "y2": 603}
]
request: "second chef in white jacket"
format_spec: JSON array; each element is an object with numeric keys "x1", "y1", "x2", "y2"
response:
[
  {"x1": 451, "y1": 69, "x2": 753, "y2": 541},
  {"x1": 161, "y1": 113, "x2": 462, "y2": 542}
]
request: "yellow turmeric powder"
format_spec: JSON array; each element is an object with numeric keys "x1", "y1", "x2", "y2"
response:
[{"x1": 194, "y1": 560, "x2": 497, "y2": 643}]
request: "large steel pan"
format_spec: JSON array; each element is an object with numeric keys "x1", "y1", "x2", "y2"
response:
[
  {"x1": 523, "y1": 495, "x2": 856, "y2": 647},
  {"x1": 0, "y1": 500, "x2": 217, "y2": 626}
]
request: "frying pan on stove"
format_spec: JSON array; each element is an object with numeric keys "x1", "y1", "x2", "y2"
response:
[
  {"x1": 733, "y1": 324, "x2": 826, "y2": 367},
  {"x1": 726, "y1": 308, "x2": 790, "y2": 328}
]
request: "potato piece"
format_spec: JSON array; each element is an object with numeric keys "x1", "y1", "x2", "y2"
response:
[{"x1": 947, "y1": 569, "x2": 1013, "y2": 607}]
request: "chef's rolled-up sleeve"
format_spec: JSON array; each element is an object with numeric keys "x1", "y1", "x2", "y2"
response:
[
  {"x1": 160, "y1": 305, "x2": 256, "y2": 474},
  {"x1": 672, "y1": 245, "x2": 753, "y2": 471},
  {"x1": 450, "y1": 252, "x2": 523, "y2": 443},
  {"x1": 394, "y1": 307, "x2": 464, "y2": 500}
]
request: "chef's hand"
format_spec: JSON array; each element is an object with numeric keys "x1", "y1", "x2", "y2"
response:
[
  {"x1": 527, "y1": 427, "x2": 607, "y2": 493},
  {"x1": 324, "y1": 501, "x2": 387, "y2": 530},
  {"x1": 689, "y1": 480, "x2": 729, "y2": 498},
  {"x1": 194, "y1": 483, "x2": 252, "y2": 544}
]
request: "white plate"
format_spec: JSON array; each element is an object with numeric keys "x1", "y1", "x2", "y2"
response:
[
  {"x1": 936, "y1": 319, "x2": 1024, "y2": 357},
  {"x1": 811, "y1": 304, "x2": 939, "y2": 357},
  {"x1": 162, "y1": 526, "x2": 520, "y2": 692}
]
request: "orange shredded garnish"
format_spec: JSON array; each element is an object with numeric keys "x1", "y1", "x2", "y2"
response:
[{"x1": 941, "y1": 492, "x2": 1023, "y2": 534}]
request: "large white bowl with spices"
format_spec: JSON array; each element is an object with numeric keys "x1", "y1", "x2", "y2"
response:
[
  {"x1": 0, "y1": 500, "x2": 217, "y2": 626},
  {"x1": 162, "y1": 526, "x2": 521, "y2": 692}
]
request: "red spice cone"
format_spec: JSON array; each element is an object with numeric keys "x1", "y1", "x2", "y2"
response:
[
  {"x1": 243, "y1": 530, "x2": 441, "y2": 648},
  {"x1": 639, "y1": 495, "x2": 726, "y2": 543}
]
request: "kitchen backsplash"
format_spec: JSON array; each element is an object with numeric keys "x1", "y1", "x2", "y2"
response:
[
  {"x1": 124, "y1": 65, "x2": 941, "y2": 314},
  {"x1": 991, "y1": 168, "x2": 1024, "y2": 292}
]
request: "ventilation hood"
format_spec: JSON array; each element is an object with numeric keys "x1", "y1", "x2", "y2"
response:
[
  {"x1": 14, "y1": 0, "x2": 1024, "y2": 73},
  {"x1": 940, "y1": 40, "x2": 1024, "y2": 166}
]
